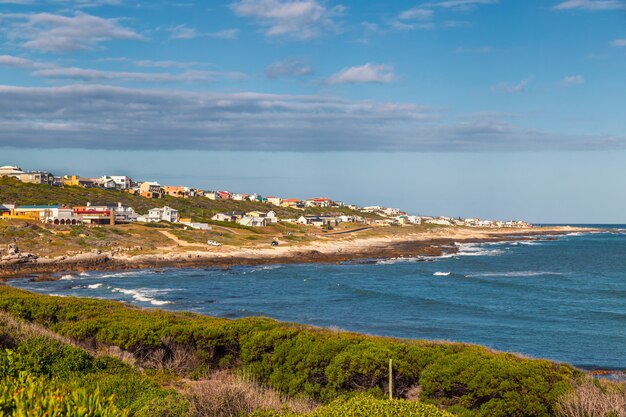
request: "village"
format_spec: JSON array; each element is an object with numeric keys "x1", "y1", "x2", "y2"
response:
[{"x1": 0, "y1": 164, "x2": 531, "y2": 232}]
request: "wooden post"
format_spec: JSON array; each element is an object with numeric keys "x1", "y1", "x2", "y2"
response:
[{"x1": 389, "y1": 358, "x2": 393, "y2": 400}]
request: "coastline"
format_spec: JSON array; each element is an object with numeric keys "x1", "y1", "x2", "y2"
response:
[{"x1": 0, "y1": 225, "x2": 599, "y2": 279}]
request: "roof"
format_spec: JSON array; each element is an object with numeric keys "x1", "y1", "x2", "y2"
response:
[{"x1": 18, "y1": 205, "x2": 60, "y2": 209}]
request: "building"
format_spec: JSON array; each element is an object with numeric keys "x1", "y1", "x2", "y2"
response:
[
  {"x1": 139, "y1": 206, "x2": 180, "y2": 223},
  {"x1": 73, "y1": 206, "x2": 115, "y2": 225},
  {"x1": 305, "y1": 198, "x2": 332, "y2": 208},
  {"x1": 163, "y1": 186, "x2": 198, "y2": 199},
  {"x1": 63, "y1": 176, "x2": 96, "y2": 188},
  {"x1": 267, "y1": 196, "x2": 282, "y2": 206},
  {"x1": 18, "y1": 171, "x2": 55, "y2": 185},
  {"x1": 139, "y1": 182, "x2": 163, "y2": 199},
  {"x1": 297, "y1": 215, "x2": 339, "y2": 227},
  {"x1": 75, "y1": 202, "x2": 137, "y2": 224},
  {"x1": 7, "y1": 205, "x2": 79, "y2": 225},
  {"x1": 211, "y1": 211, "x2": 244, "y2": 222},
  {"x1": 100, "y1": 176, "x2": 131, "y2": 190},
  {"x1": 238, "y1": 216, "x2": 267, "y2": 227},
  {"x1": 0, "y1": 166, "x2": 24, "y2": 177},
  {"x1": 281, "y1": 198, "x2": 303, "y2": 209}
]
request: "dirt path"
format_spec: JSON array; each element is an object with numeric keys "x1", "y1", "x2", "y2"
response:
[
  {"x1": 325, "y1": 227, "x2": 373, "y2": 236},
  {"x1": 158, "y1": 230, "x2": 208, "y2": 248}
]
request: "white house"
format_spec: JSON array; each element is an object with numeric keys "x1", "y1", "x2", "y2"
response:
[
  {"x1": 140, "y1": 206, "x2": 180, "y2": 223},
  {"x1": 238, "y1": 216, "x2": 267, "y2": 227},
  {"x1": 267, "y1": 196, "x2": 282, "y2": 206}
]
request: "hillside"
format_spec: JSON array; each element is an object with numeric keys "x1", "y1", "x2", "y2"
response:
[{"x1": 0, "y1": 178, "x2": 381, "y2": 223}]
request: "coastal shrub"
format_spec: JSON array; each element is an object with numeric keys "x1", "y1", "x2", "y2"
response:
[
  {"x1": 251, "y1": 395, "x2": 457, "y2": 417},
  {"x1": 0, "y1": 372, "x2": 125, "y2": 417},
  {"x1": 554, "y1": 378, "x2": 626, "y2": 417},
  {"x1": 0, "y1": 286, "x2": 582, "y2": 417}
]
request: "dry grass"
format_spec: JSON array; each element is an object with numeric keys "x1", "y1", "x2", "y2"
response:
[
  {"x1": 555, "y1": 378, "x2": 626, "y2": 417},
  {"x1": 0, "y1": 309, "x2": 77, "y2": 348},
  {"x1": 183, "y1": 370, "x2": 318, "y2": 417}
]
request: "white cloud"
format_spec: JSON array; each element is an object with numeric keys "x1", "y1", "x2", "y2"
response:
[
  {"x1": 398, "y1": 8, "x2": 434, "y2": 21},
  {"x1": 210, "y1": 28, "x2": 240, "y2": 39},
  {"x1": 5, "y1": 12, "x2": 143, "y2": 52},
  {"x1": 562, "y1": 74, "x2": 585, "y2": 85},
  {"x1": 0, "y1": 54, "x2": 40, "y2": 68},
  {"x1": 230, "y1": 0, "x2": 344, "y2": 40},
  {"x1": 492, "y1": 78, "x2": 530, "y2": 94},
  {"x1": 554, "y1": 0, "x2": 626, "y2": 10},
  {"x1": 423, "y1": 0, "x2": 499, "y2": 10},
  {"x1": 266, "y1": 59, "x2": 313, "y2": 78},
  {"x1": 32, "y1": 66, "x2": 247, "y2": 83},
  {"x1": 326, "y1": 63, "x2": 397, "y2": 85},
  {"x1": 611, "y1": 39, "x2": 626, "y2": 46},
  {"x1": 168, "y1": 24, "x2": 200, "y2": 40}
]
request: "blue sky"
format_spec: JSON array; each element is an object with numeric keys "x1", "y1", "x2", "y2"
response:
[{"x1": 1, "y1": 0, "x2": 625, "y2": 222}]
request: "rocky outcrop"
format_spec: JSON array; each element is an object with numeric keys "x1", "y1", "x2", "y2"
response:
[{"x1": 0, "y1": 243, "x2": 38, "y2": 264}]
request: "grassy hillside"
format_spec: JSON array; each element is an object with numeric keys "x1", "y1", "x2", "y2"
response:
[
  {"x1": 0, "y1": 178, "x2": 380, "y2": 223},
  {"x1": 0, "y1": 286, "x2": 588, "y2": 417}
]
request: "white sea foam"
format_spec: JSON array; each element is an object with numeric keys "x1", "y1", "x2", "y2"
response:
[
  {"x1": 456, "y1": 243, "x2": 504, "y2": 257},
  {"x1": 79, "y1": 272, "x2": 90, "y2": 277},
  {"x1": 60, "y1": 274, "x2": 74, "y2": 280},
  {"x1": 467, "y1": 271, "x2": 562, "y2": 278},
  {"x1": 434, "y1": 272, "x2": 450, "y2": 276},
  {"x1": 87, "y1": 283, "x2": 102, "y2": 289},
  {"x1": 111, "y1": 287, "x2": 171, "y2": 305}
]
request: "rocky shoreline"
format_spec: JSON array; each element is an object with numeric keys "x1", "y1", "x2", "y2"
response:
[{"x1": 0, "y1": 226, "x2": 598, "y2": 280}]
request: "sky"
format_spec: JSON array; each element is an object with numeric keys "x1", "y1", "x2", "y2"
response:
[{"x1": 0, "y1": 0, "x2": 625, "y2": 223}]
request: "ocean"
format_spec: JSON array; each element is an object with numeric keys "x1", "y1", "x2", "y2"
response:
[{"x1": 8, "y1": 227, "x2": 626, "y2": 371}]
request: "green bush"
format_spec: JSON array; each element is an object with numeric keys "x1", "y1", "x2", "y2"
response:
[{"x1": 251, "y1": 395, "x2": 456, "y2": 417}]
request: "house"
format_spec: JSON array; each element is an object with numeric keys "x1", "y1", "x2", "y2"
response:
[
  {"x1": 100, "y1": 176, "x2": 131, "y2": 190},
  {"x1": 267, "y1": 196, "x2": 282, "y2": 206},
  {"x1": 18, "y1": 171, "x2": 55, "y2": 185},
  {"x1": 163, "y1": 186, "x2": 190, "y2": 198},
  {"x1": 297, "y1": 216, "x2": 339, "y2": 227},
  {"x1": 139, "y1": 182, "x2": 163, "y2": 199},
  {"x1": 217, "y1": 191, "x2": 231, "y2": 200},
  {"x1": 95, "y1": 177, "x2": 118, "y2": 189},
  {"x1": 205, "y1": 191, "x2": 219, "y2": 200},
  {"x1": 337, "y1": 215, "x2": 363, "y2": 224},
  {"x1": 232, "y1": 193, "x2": 249, "y2": 201},
  {"x1": 76, "y1": 202, "x2": 137, "y2": 223},
  {"x1": 0, "y1": 204, "x2": 15, "y2": 215},
  {"x1": 139, "y1": 206, "x2": 180, "y2": 223},
  {"x1": 212, "y1": 211, "x2": 244, "y2": 222},
  {"x1": 384, "y1": 208, "x2": 402, "y2": 216},
  {"x1": 0, "y1": 166, "x2": 24, "y2": 177},
  {"x1": 305, "y1": 198, "x2": 332, "y2": 208},
  {"x1": 9, "y1": 205, "x2": 80, "y2": 225},
  {"x1": 281, "y1": 198, "x2": 303, "y2": 209},
  {"x1": 73, "y1": 206, "x2": 115, "y2": 225},
  {"x1": 63, "y1": 176, "x2": 96, "y2": 188},
  {"x1": 266, "y1": 211, "x2": 278, "y2": 223},
  {"x1": 238, "y1": 216, "x2": 267, "y2": 227},
  {"x1": 180, "y1": 218, "x2": 210, "y2": 230}
]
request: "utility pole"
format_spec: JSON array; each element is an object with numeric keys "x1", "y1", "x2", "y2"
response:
[{"x1": 389, "y1": 359, "x2": 393, "y2": 400}]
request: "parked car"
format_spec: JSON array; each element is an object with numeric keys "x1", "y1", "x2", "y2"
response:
[
  {"x1": 207, "y1": 240, "x2": 222, "y2": 246},
  {"x1": 271, "y1": 240, "x2": 279, "y2": 246}
]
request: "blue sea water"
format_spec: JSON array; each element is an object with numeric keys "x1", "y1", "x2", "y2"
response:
[{"x1": 8, "y1": 227, "x2": 626, "y2": 370}]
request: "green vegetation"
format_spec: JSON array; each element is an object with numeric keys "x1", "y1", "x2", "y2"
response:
[
  {"x1": 252, "y1": 395, "x2": 457, "y2": 417},
  {"x1": 0, "y1": 286, "x2": 583, "y2": 417}
]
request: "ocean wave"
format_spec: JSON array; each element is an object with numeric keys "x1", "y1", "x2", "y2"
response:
[
  {"x1": 467, "y1": 271, "x2": 562, "y2": 278},
  {"x1": 456, "y1": 243, "x2": 504, "y2": 257},
  {"x1": 87, "y1": 283, "x2": 102, "y2": 289},
  {"x1": 434, "y1": 272, "x2": 450, "y2": 276},
  {"x1": 60, "y1": 274, "x2": 74, "y2": 280},
  {"x1": 111, "y1": 287, "x2": 171, "y2": 305}
]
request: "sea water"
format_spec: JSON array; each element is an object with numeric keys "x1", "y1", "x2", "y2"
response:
[{"x1": 9, "y1": 227, "x2": 626, "y2": 371}]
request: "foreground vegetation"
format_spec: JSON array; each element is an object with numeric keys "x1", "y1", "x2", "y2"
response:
[{"x1": 0, "y1": 286, "x2": 609, "y2": 417}]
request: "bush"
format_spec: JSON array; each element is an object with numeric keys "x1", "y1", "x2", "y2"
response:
[{"x1": 251, "y1": 395, "x2": 456, "y2": 417}]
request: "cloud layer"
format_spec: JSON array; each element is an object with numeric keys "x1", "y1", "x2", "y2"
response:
[{"x1": 0, "y1": 84, "x2": 622, "y2": 152}]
